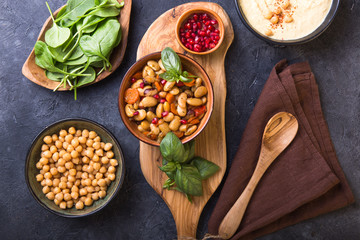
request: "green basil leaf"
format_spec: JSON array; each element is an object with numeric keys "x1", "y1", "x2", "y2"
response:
[
  {"x1": 179, "y1": 74, "x2": 194, "y2": 83},
  {"x1": 160, "y1": 132, "x2": 185, "y2": 162},
  {"x1": 183, "y1": 140, "x2": 195, "y2": 163},
  {"x1": 175, "y1": 165, "x2": 203, "y2": 196},
  {"x1": 161, "y1": 47, "x2": 181, "y2": 74},
  {"x1": 182, "y1": 71, "x2": 197, "y2": 78},
  {"x1": 159, "y1": 71, "x2": 178, "y2": 82},
  {"x1": 191, "y1": 157, "x2": 220, "y2": 180},
  {"x1": 159, "y1": 162, "x2": 176, "y2": 173}
]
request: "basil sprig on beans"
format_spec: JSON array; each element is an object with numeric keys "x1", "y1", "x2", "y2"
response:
[
  {"x1": 159, "y1": 47, "x2": 197, "y2": 83},
  {"x1": 159, "y1": 132, "x2": 220, "y2": 202}
]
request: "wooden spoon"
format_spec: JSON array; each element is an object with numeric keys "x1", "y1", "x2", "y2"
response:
[
  {"x1": 218, "y1": 112, "x2": 299, "y2": 239},
  {"x1": 22, "y1": 0, "x2": 132, "y2": 91}
]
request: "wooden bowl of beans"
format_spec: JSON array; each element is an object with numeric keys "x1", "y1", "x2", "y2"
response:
[
  {"x1": 25, "y1": 118, "x2": 125, "y2": 217},
  {"x1": 118, "y1": 52, "x2": 214, "y2": 146}
]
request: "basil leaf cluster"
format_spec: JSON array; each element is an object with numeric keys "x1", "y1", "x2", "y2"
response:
[
  {"x1": 159, "y1": 47, "x2": 197, "y2": 83},
  {"x1": 159, "y1": 132, "x2": 220, "y2": 202},
  {"x1": 34, "y1": 0, "x2": 124, "y2": 99}
]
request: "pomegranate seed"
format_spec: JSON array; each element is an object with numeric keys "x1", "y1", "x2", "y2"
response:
[
  {"x1": 192, "y1": 23, "x2": 198, "y2": 29},
  {"x1": 152, "y1": 118, "x2": 158, "y2": 124},
  {"x1": 180, "y1": 28, "x2": 184, "y2": 33},
  {"x1": 214, "y1": 35, "x2": 220, "y2": 40},
  {"x1": 213, "y1": 40, "x2": 218, "y2": 44},
  {"x1": 161, "y1": 79, "x2": 167, "y2": 85},
  {"x1": 207, "y1": 25, "x2": 214, "y2": 31},
  {"x1": 185, "y1": 23, "x2": 191, "y2": 29},
  {"x1": 181, "y1": 37, "x2": 186, "y2": 44},
  {"x1": 185, "y1": 43, "x2": 192, "y2": 49},
  {"x1": 140, "y1": 82, "x2": 145, "y2": 88},
  {"x1": 154, "y1": 94, "x2": 159, "y2": 99},
  {"x1": 199, "y1": 31, "x2": 206, "y2": 36},
  {"x1": 211, "y1": 20, "x2": 217, "y2": 25},
  {"x1": 189, "y1": 39, "x2": 195, "y2": 45},
  {"x1": 160, "y1": 99, "x2": 166, "y2": 103},
  {"x1": 214, "y1": 29, "x2": 220, "y2": 34},
  {"x1": 180, "y1": 120, "x2": 187, "y2": 124},
  {"x1": 206, "y1": 30, "x2": 211, "y2": 36},
  {"x1": 191, "y1": 33, "x2": 196, "y2": 38},
  {"x1": 185, "y1": 32, "x2": 191, "y2": 38},
  {"x1": 202, "y1": 13, "x2": 208, "y2": 20},
  {"x1": 131, "y1": 77, "x2": 136, "y2": 83},
  {"x1": 162, "y1": 111, "x2": 169, "y2": 117},
  {"x1": 194, "y1": 36, "x2": 200, "y2": 43},
  {"x1": 209, "y1": 43, "x2": 216, "y2": 49},
  {"x1": 133, "y1": 111, "x2": 139, "y2": 116},
  {"x1": 193, "y1": 14, "x2": 199, "y2": 20},
  {"x1": 197, "y1": 22, "x2": 201, "y2": 28},
  {"x1": 205, "y1": 21, "x2": 211, "y2": 26},
  {"x1": 180, "y1": 32, "x2": 185, "y2": 37},
  {"x1": 176, "y1": 81, "x2": 185, "y2": 87},
  {"x1": 205, "y1": 43, "x2": 209, "y2": 49}
]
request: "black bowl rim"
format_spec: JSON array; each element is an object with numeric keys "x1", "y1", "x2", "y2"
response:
[
  {"x1": 234, "y1": 0, "x2": 341, "y2": 45},
  {"x1": 25, "y1": 118, "x2": 126, "y2": 218},
  {"x1": 118, "y1": 51, "x2": 214, "y2": 147}
]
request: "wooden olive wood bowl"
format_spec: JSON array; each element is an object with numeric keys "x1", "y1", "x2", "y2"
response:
[
  {"x1": 25, "y1": 118, "x2": 125, "y2": 217},
  {"x1": 175, "y1": 7, "x2": 225, "y2": 55},
  {"x1": 118, "y1": 52, "x2": 214, "y2": 146},
  {"x1": 22, "y1": 0, "x2": 132, "y2": 91}
]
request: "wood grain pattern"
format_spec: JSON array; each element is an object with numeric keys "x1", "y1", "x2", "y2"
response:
[
  {"x1": 22, "y1": 0, "x2": 132, "y2": 91},
  {"x1": 137, "y1": 2, "x2": 234, "y2": 239},
  {"x1": 218, "y1": 112, "x2": 299, "y2": 239}
]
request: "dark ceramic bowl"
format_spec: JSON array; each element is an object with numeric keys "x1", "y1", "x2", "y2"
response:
[
  {"x1": 118, "y1": 52, "x2": 214, "y2": 146},
  {"x1": 25, "y1": 118, "x2": 125, "y2": 217},
  {"x1": 234, "y1": 0, "x2": 340, "y2": 45}
]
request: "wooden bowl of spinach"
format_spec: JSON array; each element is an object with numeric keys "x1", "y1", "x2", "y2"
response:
[{"x1": 22, "y1": 0, "x2": 132, "y2": 98}]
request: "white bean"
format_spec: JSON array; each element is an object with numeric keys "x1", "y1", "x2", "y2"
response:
[
  {"x1": 139, "y1": 97, "x2": 158, "y2": 108},
  {"x1": 178, "y1": 93, "x2": 187, "y2": 108},
  {"x1": 125, "y1": 104, "x2": 135, "y2": 117},
  {"x1": 133, "y1": 110, "x2": 146, "y2": 121}
]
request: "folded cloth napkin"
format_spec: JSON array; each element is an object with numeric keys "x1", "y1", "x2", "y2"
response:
[{"x1": 208, "y1": 60, "x2": 354, "y2": 239}]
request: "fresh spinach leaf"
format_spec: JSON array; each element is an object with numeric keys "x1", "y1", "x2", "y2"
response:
[
  {"x1": 75, "y1": 66, "x2": 96, "y2": 87},
  {"x1": 192, "y1": 157, "x2": 220, "y2": 180},
  {"x1": 44, "y1": 2, "x2": 71, "y2": 48},
  {"x1": 175, "y1": 165, "x2": 203, "y2": 196},
  {"x1": 63, "y1": 54, "x2": 88, "y2": 65},
  {"x1": 57, "y1": 0, "x2": 96, "y2": 27},
  {"x1": 160, "y1": 132, "x2": 185, "y2": 162},
  {"x1": 161, "y1": 47, "x2": 181, "y2": 74},
  {"x1": 92, "y1": 18, "x2": 121, "y2": 57},
  {"x1": 87, "y1": 6, "x2": 120, "y2": 17},
  {"x1": 45, "y1": 70, "x2": 64, "y2": 81},
  {"x1": 67, "y1": 45, "x2": 84, "y2": 60},
  {"x1": 79, "y1": 35, "x2": 111, "y2": 68}
]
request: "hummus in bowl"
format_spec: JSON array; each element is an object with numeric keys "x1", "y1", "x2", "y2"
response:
[{"x1": 238, "y1": 0, "x2": 334, "y2": 41}]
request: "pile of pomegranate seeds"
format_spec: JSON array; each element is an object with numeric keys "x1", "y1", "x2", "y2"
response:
[{"x1": 179, "y1": 13, "x2": 220, "y2": 52}]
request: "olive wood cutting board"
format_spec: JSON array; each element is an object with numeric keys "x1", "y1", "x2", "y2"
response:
[
  {"x1": 22, "y1": 0, "x2": 131, "y2": 91},
  {"x1": 137, "y1": 2, "x2": 234, "y2": 239}
]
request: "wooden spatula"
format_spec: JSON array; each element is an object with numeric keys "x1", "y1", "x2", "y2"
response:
[{"x1": 218, "y1": 112, "x2": 299, "y2": 239}]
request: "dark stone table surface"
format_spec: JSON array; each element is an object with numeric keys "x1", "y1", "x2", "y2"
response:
[{"x1": 0, "y1": 0, "x2": 359, "y2": 239}]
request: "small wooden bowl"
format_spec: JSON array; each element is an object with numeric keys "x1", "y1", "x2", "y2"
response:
[
  {"x1": 118, "y1": 52, "x2": 214, "y2": 146},
  {"x1": 22, "y1": 0, "x2": 132, "y2": 91},
  {"x1": 25, "y1": 118, "x2": 125, "y2": 217},
  {"x1": 175, "y1": 8, "x2": 225, "y2": 55}
]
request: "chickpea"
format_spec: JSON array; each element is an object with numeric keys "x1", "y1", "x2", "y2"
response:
[
  {"x1": 50, "y1": 145, "x2": 57, "y2": 154},
  {"x1": 108, "y1": 166, "x2": 116, "y2": 174},
  {"x1": 89, "y1": 131, "x2": 97, "y2": 139},
  {"x1": 104, "y1": 143, "x2": 113, "y2": 151},
  {"x1": 98, "y1": 190, "x2": 106, "y2": 198},
  {"x1": 63, "y1": 153, "x2": 71, "y2": 161},
  {"x1": 110, "y1": 159, "x2": 118, "y2": 167},
  {"x1": 36, "y1": 174, "x2": 44, "y2": 182},
  {"x1": 106, "y1": 151, "x2": 114, "y2": 159},
  {"x1": 78, "y1": 136, "x2": 86, "y2": 144},
  {"x1": 79, "y1": 188, "x2": 88, "y2": 196},
  {"x1": 99, "y1": 167, "x2": 107, "y2": 174},
  {"x1": 67, "y1": 200, "x2": 74, "y2": 209},
  {"x1": 58, "y1": 166, "x2": 66, "y2": 173},
  {"x1": 284, "y1": 15, "x2": 293, "y2": 23},
  {"x1": 46, "y1": 192, "x2": 55, "y2": 200},
  {"x1": 53, "y1": 187, "x2": 61, "y2": 194},
  {"x1": 44, "y1": 172, "x2": 52, "y2": 179},
  {"x1": 55, "y1": 192, "x2": 64, "y2": 201},
  {"x1": 67, "y1": 145, "x2": 75, "y2": 153},
  {"x1": 68, "y1": 127, "x2": 76, "y2": 135},
  {"x1": 75, "y1": 201, "x2": 84, "y2": 210},
  {"x1": 270, "y1": 16, "x2": 279, "y2": 24},
  {"x1": 108, "y1": 174, "x2": 115, "y2": 181},
  {"x1": 65, "y1": 134, "x2": 73, "y2": 143},
  {"x1": 55, "y1": 140, "x2": 63, "y2": 149},
  {"x1": 42, "y1": 186, "x2": 50, "y2": 194},
  {"x1": 66, "y1": 181, "x2": 73, "y2": 189},
  {"x1": 43, "y1": 150, "x2": 52, "y2": 159},
  {"x1": 94, "y1": 136, "x2": 101, "y2": 142},
  {"x1": 95, "y1": 149, "x2": 103, "y2": 157},
  {"x1": 71, "y1": 191, "x2": 79, "y2": 200},
  {"x1": 91, "y1": 192, "x2": 99, "y2": 201},
  {"x1": 75, "y1": 145, "x2": 83, "y2": 153},
  {"x1": 98, "y1": 179, "x2": 106, "y2": 187},
  {"x1": 101, "y1": 157, "x2": 109, "y2": 165},
  {"x1": 75, "y1": 130, "x2": 82, "y2": 137},
  {"x1": 45, "y1": 178, "x2": 53, "y2": 186},
  {"x1": 84, "y1": 198, "x2": 93, "y2": 206},
  {"x1": 43, "y1": 136, "x2": 52, "y2": 144},
  {"x1": 52, "y1": 152, "x2": 59, "y2": 161}
]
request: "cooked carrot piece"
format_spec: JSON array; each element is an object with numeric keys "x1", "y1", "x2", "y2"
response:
[
  {"x1": 189, "y1": 119, "x2": 200, "y2": 125},
  {"x1": 166, "y1": 93, "x2": 175, "y2": 103},
  {"x1": 170, "y1": 103, "x2": 177, "y2": 115},
  {"x1": 194, "y1": 105, "x2": 206, "y2": 117},
  {"x1": 124, "y1": 88, "x2": 140, "y2": 104},
  {"x1": 132, "y1": 71, "x2": 143, "y2": 79},
  {"x1": 155, "y1": 82, "x2": 162, "y2": 92},
  {"x1": 183, "y1": 79, "x2": 195, "y2": 87},
  {"x1": 174, "y1": 131, "x2": 184, "y2": 138}
]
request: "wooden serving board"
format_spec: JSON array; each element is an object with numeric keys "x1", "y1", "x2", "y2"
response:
[{"x1": 138, "y1": 2, "x2": 234, "y2": 239}]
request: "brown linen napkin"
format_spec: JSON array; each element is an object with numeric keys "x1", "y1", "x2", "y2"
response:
[{"x1": 208, "y1": 60, "x2": 354, "y2": 240}]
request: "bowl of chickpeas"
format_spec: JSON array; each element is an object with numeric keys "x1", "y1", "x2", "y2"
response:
[
  {"x1": 25, "y1": 118, "x2": 125, "y2": 217},
  {"x1": 118, "y1": 52, "x2": 214, "y2": 146}
]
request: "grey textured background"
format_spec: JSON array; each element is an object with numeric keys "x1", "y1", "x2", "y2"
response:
[{"x1": 0, "y1": 0, "x2": 359, "y2": 239}]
